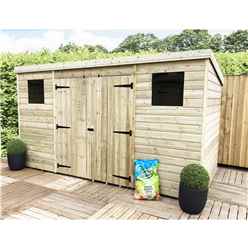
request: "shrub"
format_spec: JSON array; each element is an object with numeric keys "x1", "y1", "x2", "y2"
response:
[
  {"x1": 0, "y1": 127, "x2": 17, "y2": 157},
  {"x1": 180, "y1": 164, "x2": 209, "y2": 190},
  {"x1": 7, "y1": 138, "x2": 27, "y2": 155},
  {"x1": 215, "y1": 52, "x2": 248, "y2": 75}
]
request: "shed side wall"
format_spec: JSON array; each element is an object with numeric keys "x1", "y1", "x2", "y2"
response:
[
  {"x1": 201, "y1": 60, "x2": 222, "y2": 179},
  {"x1": 18, "y1": 72, "x2": 55, "y2": 171},
  {"x1": 134, "y1": 60, "x2": 206, "y2": 197}
]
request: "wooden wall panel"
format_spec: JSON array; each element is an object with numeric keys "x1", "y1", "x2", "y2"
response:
[
  {"x1": 134, "y1": 60, "x2": 207, "y2": 197},
  {"x1": 201, "y1": 61, "x2": 222, "y2": 179},
  {"x1": 218, "y1": 75, "x2": 248, "y2": 168},
  {"x1": 18, "y1": 72, "x2": 55, "y2": 172}
]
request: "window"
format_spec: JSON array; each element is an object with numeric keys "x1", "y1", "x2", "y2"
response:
[
  {"x1": 152, "y1": 72, "x2": 184, "y2": 106},
  {"x1": 28, "y1": 80, "x2": 44, "y2": 104}
]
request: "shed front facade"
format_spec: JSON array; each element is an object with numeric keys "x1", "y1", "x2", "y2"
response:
[{"x1": 15, "y1": 49, "x2": 223, "y2": 197}]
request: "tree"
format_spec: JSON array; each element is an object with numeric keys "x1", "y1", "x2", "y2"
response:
[
  {"x1": 84, "y1": 44, "x2": 108, "y2": 53},
  {"x1": 161, "y1": 35, "x2": 177, "y2": 52},
  {"x1": 58, "y1": 43, "x2": 109, "y2": 53},
  {"x1": 162, "y1": 30, "x2": 212, "y2": 52},
  {"x1": 210, "y1": 34, "x2": 223, "y2": 52},
  {"x1": 224, "y1": 30, "x2": 248, "y2": 52},
  {"x1": 58, "y1": 42, "x2": 81, "y2": 53},
  {"x1": 114, "y1": 33, "x2": 161, "y2": 52}
]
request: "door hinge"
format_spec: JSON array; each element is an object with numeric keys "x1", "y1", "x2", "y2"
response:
[
  {"x1": 57, "y1": 163, "x2": 71, "y2": 168},
  {"x1": 55, "y1": 85, "x2": 70, "y2": 90},
  {"x1": 114, "y1": 82, "x2": 133, "y2": 89},
  {"x1": 113, "y1": 175, "x2": 131, "y2": 182},
  {"x1": 113, "y1": 130, "x2": 132, "y2": 136},
  {"x1": 56, "y1": 124, "x2": 71, "y2": 129}
]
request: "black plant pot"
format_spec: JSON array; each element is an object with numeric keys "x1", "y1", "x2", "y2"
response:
[
  {"x1": 7, "y1": 153, "x2": 26, "y2": 171},
  {"x1": 179, "y1": 182, "x2": 208, "y2": 215}
]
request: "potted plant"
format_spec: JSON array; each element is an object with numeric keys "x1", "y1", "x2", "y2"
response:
[
  {"x1": 7, "y1": 138, "x2": 27, "y2": 170},
  {"x1": 179, "y1": 163, "x2": 210, "y2": 214}
]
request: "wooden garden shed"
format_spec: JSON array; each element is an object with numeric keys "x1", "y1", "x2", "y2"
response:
[{"x1": 15, "y1": 49, "x2": 224, "y2": 197}]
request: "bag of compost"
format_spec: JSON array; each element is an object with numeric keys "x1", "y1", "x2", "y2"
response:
[{"x1": 134, "y1": 159, "x2": 160, "y2": 200}]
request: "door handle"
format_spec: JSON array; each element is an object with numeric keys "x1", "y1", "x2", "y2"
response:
[{"x1": 87, "y1": 128, "x2": 94, "y2": 131}]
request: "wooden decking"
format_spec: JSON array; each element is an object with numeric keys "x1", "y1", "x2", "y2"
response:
[{"x1": 1, "y1": 161, "x2": 247, "y2": 220}]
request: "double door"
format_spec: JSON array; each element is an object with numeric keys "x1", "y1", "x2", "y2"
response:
[{"x1": 55, "y1": 75, "x2": 134, "y2": 187}]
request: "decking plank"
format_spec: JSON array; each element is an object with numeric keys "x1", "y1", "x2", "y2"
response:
[
  {"x1": 241, "y1": 172, "x2": 247, "y2": 187},
  {"x1": 237, "y1": 206, "x2": 247, "y2": 220},
  {"x1": 128, "y1": 211, "x2": 143, "y2": 220},
  {"x1": 189, "y1": 214, "x2": 200, "y2": 219},
  {"x1": 199, "y1": 199, "x2": 214, "y2": 219},
  {"x1": 119, "y1": 208, "x2": 137, "y2": 219},
  {"x1": 100, "y1": 205, "x2": 124, "y2": 219},
  {"x1": 0, "y1": 176, "x2": 17, "y2": 187},
  {"x1": 30, "y1": 192, "x2": 102, "y2": 219},
  {"x1": 209, "y1": 181, "x2": 248, "y2": 207},
  {"x1": 139, "y1": 213, "x2": 152, "y2": 220},
  {"x1": 214, "y1": 168, "x2": 225, "y2": 182},
  {"x1": 179, "y1": 212, "x2": 190, "y2": 220},
  {"x1": 222, "y1": 169, "x2": 231, "y2": 184},
  {"x1": 235, "y1": 171, "x2": 243, "y2": 185},
  {"x1": 89, "y1": 203, "x2": 115, "y2": 219},
  {"x1": 1, "y1": 167, "x2": 45, "y2": 180},
  {"x1": 229, "y1": 170, "x2": 237, "y2": 185},
  {"x1": 218, "y1": 202, "x2": 230, "y2": 219},
  {"x1": 229, "y1": 205, "x2": 238, "y2": 219},
  {"x1": 1, "y1": 181, "x2": 53, "y2": 217},
  {"x1": 209, "y1": 200, "x2": 222, "y2": 219},
  {"x1": 111, "y1": 206, "x2": 129, "y2": 219}
]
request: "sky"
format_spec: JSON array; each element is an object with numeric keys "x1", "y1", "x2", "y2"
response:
[{"x1": 0, "y1": 29, "x2": 234, "y2": 53}]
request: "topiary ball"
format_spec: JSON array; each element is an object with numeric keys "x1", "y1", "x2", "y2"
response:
[
  {"x1": 180, "y1": 164, "x2": 209, "y2": 190},
  {"x1": 7, "y1": 138, "x2": 27, "y2": 155}
]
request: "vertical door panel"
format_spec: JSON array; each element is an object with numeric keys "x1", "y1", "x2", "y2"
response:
[
  {"x1": 86, "y1": 77, "x2": 97, "y2": 180},
  {"x1": 107, "y1": 75, "x2": 134, "y2": 187},
  {"x1": 95, "y1": 77, "x2": 108, "y2": 182},
  {"x1": 71, "y1": 78, "x2": 89, "y2": 178},
  {"x1": 55, "y1": 78, "x2": 90, "y2": 178},
  {"x1": 86, "y1": 76, "x2": 108, "y2": 182},
  {"x1": 55, "y1": 79, "x2": 72, "y2": 174}
]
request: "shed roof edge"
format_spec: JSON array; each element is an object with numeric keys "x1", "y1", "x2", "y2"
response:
[{"x1": 15, "y1": 49, "x2": 224, "y2": 83}]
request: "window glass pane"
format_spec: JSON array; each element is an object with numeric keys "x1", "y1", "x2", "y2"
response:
[
  {"x1": 152, "y1": 72, "x2": 184, "y2": 106},
  {"x1": 28, "y1": 80, "x2": 44, "y2": 104}
]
